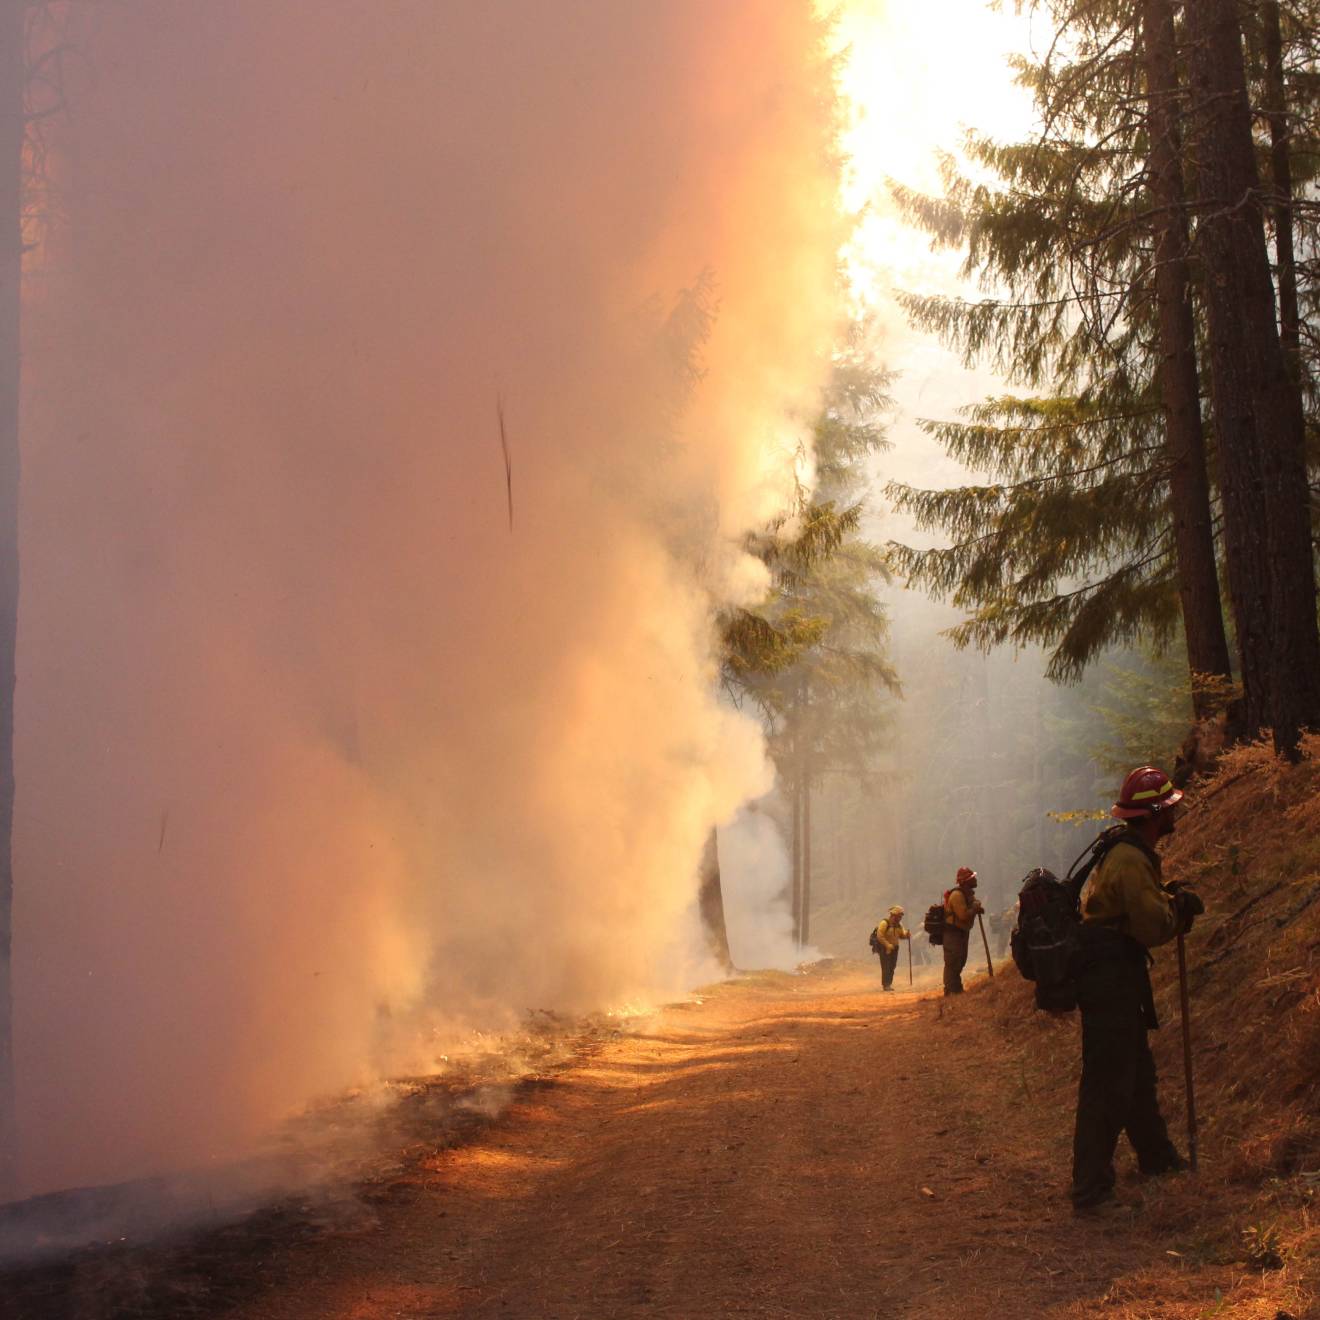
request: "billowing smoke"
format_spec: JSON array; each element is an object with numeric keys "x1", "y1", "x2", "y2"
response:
[
  {"x1": 13, "y1": 2, "x2": 846, "y2": 1196},
  {"x1": 720, "y1": 805, "x2": 817, "y2": 969}
]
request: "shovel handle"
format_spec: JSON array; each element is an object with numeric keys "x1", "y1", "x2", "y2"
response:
[
  {"x1": 1177, "y1": 932, "x2": 1198, "y2": 1172},
  {"x1": 977, "y1": 913, "x2": 994, "y2": 978}
]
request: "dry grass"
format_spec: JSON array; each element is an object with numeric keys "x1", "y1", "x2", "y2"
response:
[{"x1": 959, "y1": 740, "x2": 1320, "y2": 1318}]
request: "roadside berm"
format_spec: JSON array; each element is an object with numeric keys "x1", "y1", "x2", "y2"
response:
[{"x1": 2, "y1": 742, "x2": 1318, "y2": 1319}]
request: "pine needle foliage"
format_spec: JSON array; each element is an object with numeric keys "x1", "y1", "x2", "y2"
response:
[
  {"x1": 885, "y1": 0, "x2": 1233, "y2": 681},
  {"x1": 890, "y1": 0, "x2": 1320, "y2": 694},
  {"x1": 887, "y1": 383, "x2": 1178, "y2": 680},
  {"x1": 720, "y1": 350, "x2": 899, "y2": 779}
]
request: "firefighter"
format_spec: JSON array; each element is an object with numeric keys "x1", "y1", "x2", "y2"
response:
[
  {"x1": 942, "y1": 866, "x2": 983, "y2": 995},
  {"x1": 1071, "y1": 765, "x2": 1204, "y2": 1213},
  {"x1": 874, "y1": 905, "x2": 909, "y2": 992}
]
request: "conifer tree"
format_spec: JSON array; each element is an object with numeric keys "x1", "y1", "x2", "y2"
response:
[
  {"x1": 1256, "y1": 0, "x2": 1303, "y2": 376},
  {"x1": 1140, "y1": 0, "x2": 1233, "y2": 710},
  {"x1": 0, "y1": 0, "x2": 23, "y2": 1197},
  {"x1": 888, "y1": 0, "x2": 1235, "y2": 697},
  {"x1": 1238, "y1": 0, "x2": 1320, "y2": 393},
  {"x1": 889, "y1": 0, "x2": 1320, "y2": 754},
  {"x1": 721, "y1": 353, "x2": 898, "y2": 946},
  {"x1": 1183, "y1": 0, "x2": 1320, "y2": 755}
]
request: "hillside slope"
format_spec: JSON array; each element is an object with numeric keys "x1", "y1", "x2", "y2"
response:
[{"x1": 972, "y1": 735, "x2": 1320, "y2": 1311}]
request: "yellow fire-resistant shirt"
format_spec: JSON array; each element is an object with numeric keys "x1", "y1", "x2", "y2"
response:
[
  {"x1": 1080, "y1": 835, "x2": 1182, "y2": 950},
  {"x1": 944, "y1": 887, "x2": 980, "y2": 932},
  {"x1": 876, "y1": 918, "x2": 909, "y2": 953}
]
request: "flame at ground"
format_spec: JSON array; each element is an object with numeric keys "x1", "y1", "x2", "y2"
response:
[{"x1": 12, "y1": 2, "x2": 847, "y2": 1196}]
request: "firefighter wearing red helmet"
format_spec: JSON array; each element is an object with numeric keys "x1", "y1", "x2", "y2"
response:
[
  {"x1": 942, "y1": 866, "x2": 983, "y2": 995},
  {"x1": 1111, "y1": 765, "x2": 1184, "y2": 820},
  {"x1": 1070, "y1": 765, "x2": 1204, "y2": 1213}
]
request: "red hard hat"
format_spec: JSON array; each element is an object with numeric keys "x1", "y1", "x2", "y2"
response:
[
  {"x1": 1112, "y1": 765, "x2": 1183, "y2": 819},
  {"x1": 956, "y1": 866, "x2": 977, "y2": 886}
]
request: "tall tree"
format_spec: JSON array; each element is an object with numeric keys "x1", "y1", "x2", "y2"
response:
[
  {"x1": 1140, "y1": 0, "x2": 1233, "y2": 713},
  {"x1": 0, "y1": 0, "x2": 23, "y2": 1195},
  {"x1": 781, "y1": 544, "x2": 896, "y2": 944},
  {"x1": 1184, "y1": 0, "x2": 1320, "y2": 755},
  {"x1": 721, "y1": 354, "x2": 898, "y2": 947},
  {"x1": 774, "y1": 367, "x2": 896, "y2": 946},
  {"x1": 889, "y1": 0, "x2": 1231, "y2": 703},
  {"x1": 1255, "y1": 0, "x2": 1303, "y2": 376}
]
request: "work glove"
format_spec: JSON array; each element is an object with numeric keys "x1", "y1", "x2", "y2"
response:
[{"x1": 1172, "y1": 886, "x2": 1205, "y2": 930}]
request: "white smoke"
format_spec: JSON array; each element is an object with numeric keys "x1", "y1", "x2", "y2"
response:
[
  {"x1": 13, "y1": 0, "x2": 847, "y2": 1196},
  {"x1": 718, "y1": 804, "x2": 817, "y2": 970}
]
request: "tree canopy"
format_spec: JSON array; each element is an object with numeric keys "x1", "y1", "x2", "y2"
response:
[{"x1": 887, "y1": 0, "x2": 1320, "y2": 753}]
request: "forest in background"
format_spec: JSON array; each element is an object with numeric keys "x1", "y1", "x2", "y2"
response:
[{"x1": 719, "y1": 0, "x2": 1320, "y2": 955}]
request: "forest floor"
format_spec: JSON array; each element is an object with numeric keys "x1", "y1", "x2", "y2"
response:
[{"x1": 5, "y1": 954, "x2": 1314, "y2": 1319}]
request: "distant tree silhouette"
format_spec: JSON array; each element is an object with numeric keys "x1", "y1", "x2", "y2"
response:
[{"x1": 721, "y1": 353, "x2": 898, "y2": 947}]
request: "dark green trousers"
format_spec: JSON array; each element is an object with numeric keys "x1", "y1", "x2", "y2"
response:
[
  {"x1": 942, "y1": 927, "x2": 969, "y2": 995},
  {"x1": 1070, "y1": 957, "x2": 1180, "y2": 1207},
  {"x1": 879, "y1": 946, "x2": 899, "y2": 989}
]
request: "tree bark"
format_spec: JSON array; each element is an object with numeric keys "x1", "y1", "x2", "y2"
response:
[
  {"x1": 0, "y1": 0, "x2": 21, "y2": 1198},
  {"x1": 1184, "y1": 0, "x2": 1320, "y2": 755},
  {"x1": 696, "y1": 827, "x2": 733, "y2": 972},
  {"x1": 1140, "y1": 0, "x2": 1234, "y2": 714},
  {"x1": 1261, "y1": 0, "x2": 1301, "y2": 376},
  {"x1": 1032, "y1": 681, "x2": 1044, "y2": 861}
]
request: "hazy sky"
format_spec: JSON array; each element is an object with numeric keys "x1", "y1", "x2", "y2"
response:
[{"x1": 831, "y1": 0, "x2": 1041, "y2": 502}]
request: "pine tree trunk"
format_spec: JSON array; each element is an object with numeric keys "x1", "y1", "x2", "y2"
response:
[
  {"x1": 696, "y1": 827, "x2": 733, "y2": 972},
  {"x1": 789, "y1": 772, "x2": 802, "y2": 948},
  {"x1": 1184, "y1": 0, "x2": 1320, "y2": 755},
  {"x1": 829, "y1": 803, "x2": 838, "y2": 896},
  {"x1": 1261, "y1": 0, "x2": 1301, "y2": 376},
  {"x1": 799, "y1": 682, "x2": 812, "y2": 948},
  {"x1": 800, "y1": 769, "x2": 812, "y2": 948},
  {"x1": 1032, "y1": 683, "x2": 1044, "y2": 861},
  {"x1": 0, "y1": 0, "x2": 21, "y2": 1197},
  {"x1": 1140, "y1": 0, "x2": 1233, "y2": 714}
]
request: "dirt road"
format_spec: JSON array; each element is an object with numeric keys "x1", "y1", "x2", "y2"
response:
[{"x1": 192, "y1": 959, "x2": 1291, "y2": 1320}]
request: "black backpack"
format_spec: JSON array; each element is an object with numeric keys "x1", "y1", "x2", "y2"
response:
[
  {"x1": 1010, "y1": 827, "x2": 1124, "y2": 1012},
  {"x1": 923, "y1": 902, "x2": 945, "y2": 946},
  {"x1": 868, "y1": 926, "x2": 882, "y2": 956}
]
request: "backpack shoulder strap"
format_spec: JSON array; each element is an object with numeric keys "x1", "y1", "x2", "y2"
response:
[{"x1": 1064, "y1": 825, "x2": 1125, "y2": 906}]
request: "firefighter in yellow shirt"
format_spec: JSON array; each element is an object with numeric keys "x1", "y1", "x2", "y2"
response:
[
  {"x1": 873, "y1": 905, "x2": 909, "y2": 992},
  {"x1": 1070, "y1": 766, "x2": 1203, "y2": 1213},
  {"x1": 942, "y1": 866, "x2": 983, "y2": 995}
]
